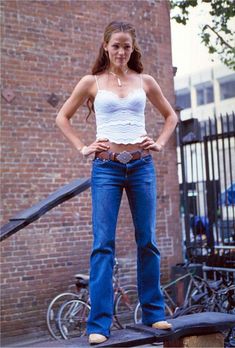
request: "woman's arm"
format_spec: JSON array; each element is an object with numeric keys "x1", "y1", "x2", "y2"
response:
[
  {"x1": 56, "y1": 75, "x2": 109, "y2": 156},
  {"x1": 140, "y1": 74, "x2": 179, "y2": 152}
]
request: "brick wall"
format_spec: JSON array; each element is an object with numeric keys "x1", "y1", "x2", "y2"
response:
[{"x1": 1, "y1": 0, "x2": 182, "y2": 342}]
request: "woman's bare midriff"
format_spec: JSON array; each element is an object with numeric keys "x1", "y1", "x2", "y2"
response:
[{"x1": 105, "y1": 141, "x2": 146, "y2": 153}]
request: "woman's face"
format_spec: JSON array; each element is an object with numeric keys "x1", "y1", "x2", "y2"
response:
[{"x1": 104, "y1": 32, "x2": 134, "y2": 69}]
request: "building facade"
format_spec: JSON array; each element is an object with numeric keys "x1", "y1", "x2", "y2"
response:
[
  {"x1": 175, "y1": 64, "x2": 235, "y2": 121},
  {"x1": 1, "y1": 0, "x2": 181, "y2": 342},
  {"x1": 174, "y1": 64, "x2": 235, "y2": 267}
]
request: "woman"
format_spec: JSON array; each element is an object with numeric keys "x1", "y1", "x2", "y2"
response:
[{"x1": 56, "y1": 21, "x2": 178, "y2": 345}]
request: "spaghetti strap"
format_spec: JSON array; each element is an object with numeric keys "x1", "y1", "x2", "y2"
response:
[
  {"x1": 140, "y1": 74, "x2": 143, "y2": 88},
  {"x1": 95, "y1": 75, "x2": 100, "y2": 90}
]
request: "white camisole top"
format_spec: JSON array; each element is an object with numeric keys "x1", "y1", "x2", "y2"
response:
[{"x1": 93, "y1": 74, "x2": 147, "y2": 144}]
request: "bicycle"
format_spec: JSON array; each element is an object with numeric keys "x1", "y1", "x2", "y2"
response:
[
  {"x1": 134, "y1": 262, "x2": 210, "y2": 324},
  {"x1": 134, "y1": 264, "x2": 235, "y2": 345},
  {"x1": 46, "y1": 258, "x2": 138, "y2": 340},
  {"x1": 46, "y1": 274, "x2": 90, "y2": 340},
  {"x1": 196, "y1": 274, "x2": 235, "y2": 347}
]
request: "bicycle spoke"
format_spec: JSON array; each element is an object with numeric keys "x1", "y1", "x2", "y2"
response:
[
  {"x1": 57, "y1": 299, "x2": 90, "y2": 339},
  {"x1": 46, "y1": 292, "x2": 82, "y2": 340}
]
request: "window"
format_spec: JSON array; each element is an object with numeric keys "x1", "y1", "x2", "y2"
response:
[
  {"x1": 175, "y1": 90, "x2": 191, "y2": 109},
  {"x1": 220, "y1": 79, "x2": 235, "y2": 100},
  {"x1": 196, "y1": 84, "x2": 214, "y2": 106}
]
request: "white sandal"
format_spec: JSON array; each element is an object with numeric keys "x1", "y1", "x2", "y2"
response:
[
  {"x1": 89, "y1": 333, "x2": 107, "y2": 345},
  {"x1": 152, "y1": 320, "x2": 172, "y2": 330}
]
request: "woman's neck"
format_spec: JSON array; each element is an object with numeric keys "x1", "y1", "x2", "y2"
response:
[{"x1": 108, "y1": 66, "x2": 129, "y2": 76}]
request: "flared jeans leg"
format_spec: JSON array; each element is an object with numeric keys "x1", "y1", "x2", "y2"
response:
[
  {"x1": 87, "y1": 156, "x2": 165, "y2": 336},
  {"x1": 125, "y1": 158, "x2": 165, "y2": 325},
  {"x1": 87, "y1": 159, "x2": 123, "y2": 337}
]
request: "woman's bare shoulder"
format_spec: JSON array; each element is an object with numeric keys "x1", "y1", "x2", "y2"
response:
[
  {"x1": 79, "y1": 74, "x2": 96, "y2": 86},
  {"x1": 72, "y1": 75, "x2": 96, "y2": 96},
  {"x1": 141, "y1": 74, "x2": 160, "y2": 95},
  {"x1": 142, "y1": 73, "x2": 157, "y2": 85}
]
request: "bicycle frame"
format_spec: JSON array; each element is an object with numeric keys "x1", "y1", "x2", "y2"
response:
[
  {"x1": 162, "y1": 267, "x2": 208, "y2": 312},
  {"x1": 162, "y1": 272, "x2": 192, "y2": 310}
]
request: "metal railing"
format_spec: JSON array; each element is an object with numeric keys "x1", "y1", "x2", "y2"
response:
[
  {"x1": 0, "y1": 178, "x2": 91, "y2": 242},
  {"x1": 177, "y1": 112, "x2": 235, "y2": 279}
]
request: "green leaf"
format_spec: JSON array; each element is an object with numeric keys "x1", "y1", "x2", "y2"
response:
[{"x1": 170, "y1": 0, "x2": 235, "y2": 70}]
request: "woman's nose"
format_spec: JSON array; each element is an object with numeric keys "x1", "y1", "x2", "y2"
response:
[{"x1": 118, "y1": 47, "x2": 125, "y2": 55}]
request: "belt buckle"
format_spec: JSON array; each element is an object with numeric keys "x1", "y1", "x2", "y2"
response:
[{"x1": 116, "y1": 151, "x2": 133, "y2": 164}]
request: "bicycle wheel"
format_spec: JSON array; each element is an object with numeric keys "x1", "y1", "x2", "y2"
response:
[
  {"x1": 134, "y1": 302, "x2": 173, "y2": 325},
  {"x1": 134, "y1": 302, "x2": 141, "y2": 324},
  {"x1": 114, "y1": 286, "x2": 138, "y2": 328},
  {"x1": 57, "y1": 299, "x2": 90, "y2": 339},
  {"x1": 46, "y1": 292, "x2": 82, "y2": 339}
]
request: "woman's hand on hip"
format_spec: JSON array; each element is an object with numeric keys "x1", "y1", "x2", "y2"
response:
[
  {"x1": 140, "y1": 136, "x2": 164, "y2": 152},
  {"x1": 80, "y1": 138, "x2": 110, "y2": 157}
]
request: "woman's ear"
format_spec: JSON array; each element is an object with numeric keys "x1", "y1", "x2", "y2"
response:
[{"x1": 103, "y1": 42, "x2": 108, "y2": 52}]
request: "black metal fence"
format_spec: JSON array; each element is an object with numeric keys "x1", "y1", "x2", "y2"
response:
[{"x1": 177, "y1": 113, "x2": 235, "y2": 279}]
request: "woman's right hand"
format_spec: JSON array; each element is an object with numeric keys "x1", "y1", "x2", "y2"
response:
[{"x1": 81, "y1": 138, "x2": 110, "y2": 157}]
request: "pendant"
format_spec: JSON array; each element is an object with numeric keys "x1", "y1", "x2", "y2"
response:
[{"x1": 117, "y1": 78, "x2": 122, "y2": 87}]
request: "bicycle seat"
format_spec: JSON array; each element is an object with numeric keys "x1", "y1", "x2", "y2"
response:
[
  {"x1": 207, "y1": 279, "x2": 223, "y2": 291},
  {"x1": 75, "y1": 274, "x2": 89, "y2": 287}
]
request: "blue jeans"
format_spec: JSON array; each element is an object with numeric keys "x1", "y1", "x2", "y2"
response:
[{"x1": 87, "y1": 155, "x2": 165, "y2": 337}]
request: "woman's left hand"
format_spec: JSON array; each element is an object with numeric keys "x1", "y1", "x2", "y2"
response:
[{"x1": 140, "y1": 136, "x2": 164, "y2": 152}]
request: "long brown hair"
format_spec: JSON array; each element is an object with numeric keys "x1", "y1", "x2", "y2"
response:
[{"x1": 86, "y1": 21, "x2": 144, "y2": 120}]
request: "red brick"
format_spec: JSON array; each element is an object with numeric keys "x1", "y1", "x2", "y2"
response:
[{"x1": 1, "y1": 0, "x2": 181, "y2": 341}]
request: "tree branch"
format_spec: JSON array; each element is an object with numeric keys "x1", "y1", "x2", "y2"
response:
[{"x1": 202, "y1": 24, "x2": 233, "y2": 49}]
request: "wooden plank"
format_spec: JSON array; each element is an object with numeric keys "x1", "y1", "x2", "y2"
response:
[
  {"x1": 22, "y1": 313, "x2": 235, "y2": 348},
  {"x1": 0, "y1": 178, "x2": 90, "y2": 242},
  {"x1": 127, "y1": 312, "x2": 235, "y2": 342},
  {"x1": 96, "y1": 328, "x2": 156, "y2": 347},
  {"x1": 31, "y1": 329, "x2": 157, "y2": 347}
]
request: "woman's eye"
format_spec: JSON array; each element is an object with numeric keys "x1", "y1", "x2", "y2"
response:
[{"x1": 111, "y1": 44, "x2": 131, "y2": 50}]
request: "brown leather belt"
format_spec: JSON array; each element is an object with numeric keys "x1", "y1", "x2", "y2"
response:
[{"x1": 95, "y1": 150, "x2": 150, "y2": 164}]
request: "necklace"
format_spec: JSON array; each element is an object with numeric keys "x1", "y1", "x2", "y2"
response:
[{"x1": 109, "y1": 68, "x2": 128, "y2": 87}]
